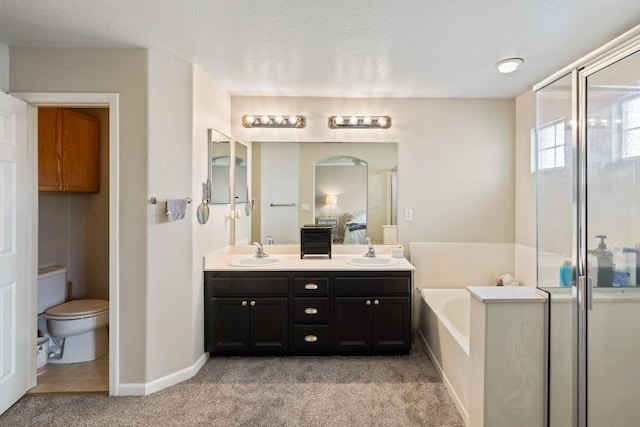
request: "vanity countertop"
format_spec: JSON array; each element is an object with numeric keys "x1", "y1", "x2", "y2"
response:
[{"x1": 204, "y1": 245, "x2": 415, "y2": 272}]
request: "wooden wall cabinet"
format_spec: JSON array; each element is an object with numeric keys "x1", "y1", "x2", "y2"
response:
[{"x1": 38, "y1": 107, "x2": 99, "y2": 192}]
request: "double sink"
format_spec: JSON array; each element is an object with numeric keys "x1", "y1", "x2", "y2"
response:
[{"x1": 227, "y1": 256, "x2": 399, "y2": 268}]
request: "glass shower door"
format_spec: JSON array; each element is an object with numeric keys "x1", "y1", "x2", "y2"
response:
[
  {"x1": 582, "y1": 45, "x2": 640, "y2": 426},
  {"x1": 536, "y1": 72, "x2": 577, "y2": 427}
]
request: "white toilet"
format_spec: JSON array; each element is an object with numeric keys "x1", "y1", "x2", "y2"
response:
[{"x1": 37, "y1": 266, "x2": 109, "y2": 364}]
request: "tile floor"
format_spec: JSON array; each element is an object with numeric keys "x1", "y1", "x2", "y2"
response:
[{"x1": 27, "y1": 353, "x2": 109, "y2": 395}]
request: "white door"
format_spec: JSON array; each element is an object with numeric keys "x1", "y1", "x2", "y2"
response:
[{"x1": 0, "y1": 92, "x2": 29, "y2": 415}]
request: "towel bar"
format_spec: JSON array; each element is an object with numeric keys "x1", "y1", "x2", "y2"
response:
[
  {"x1": 270, "y1": 202, "x2": 296, "y2": 207},
  {"x1": 150, "y1": 196, "x2": 192, "y2": 204}
]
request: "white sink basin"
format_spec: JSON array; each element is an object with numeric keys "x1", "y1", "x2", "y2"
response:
[
  {"x1": 345, "y1": 257, "x2": 399, "y2": 267},
  {"x1": 227, "y1": 257, "x2": 285, "y2": 267}
]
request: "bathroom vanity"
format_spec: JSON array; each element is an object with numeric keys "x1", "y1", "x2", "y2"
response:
[{"x1": 204, "y1": 251, "x2": 414, "y2": 356}]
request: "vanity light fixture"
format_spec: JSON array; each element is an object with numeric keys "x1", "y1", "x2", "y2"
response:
[
  {"x1": 494, "y1": 58, "x2": 524, "y2": 74},
  {"x1": 328, "y1": 115, "x2": 391, "y2": 129},
  {"x1": 242, "y1": 114, "x2": 306, "y2": 128}
]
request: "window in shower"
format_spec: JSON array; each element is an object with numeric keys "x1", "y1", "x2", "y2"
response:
[
  {"x1": 531, "y1": 118, "x2": 567, "y2": 172},
  {"x1": 620, "y1": 94, "x2": 640, "y2": 158}
]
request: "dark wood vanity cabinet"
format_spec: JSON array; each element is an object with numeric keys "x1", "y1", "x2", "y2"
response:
[
  {"x1": 333, "y1": 275, "x2": 411, "y2": 352},
  {"x1": 205, "y1": 270, "x2": 411, "y2": 356},
  {"x1": 206, "y1": 274, "x2": 288, "y2": 355}
]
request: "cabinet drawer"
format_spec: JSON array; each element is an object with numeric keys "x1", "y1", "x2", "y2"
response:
[
  {"x1": 293, "y1": 325, "x2": 329, "y2": 351},
  {"x1": 293, "y1": 277, "x2": 329, "y2": 296},
  {"x1": 209, "y1": 277, "x2": 288, "y2": 296},
  {"x1": 293, "y1": 298, "x2": 329, "y2": 323},
  {"x1": 334, "y1": 276, "x2": 410, "y2": 296}
]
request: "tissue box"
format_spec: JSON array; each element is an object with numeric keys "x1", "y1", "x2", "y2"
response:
[{"x1": 391, "y1": 246, "x2": 404, "y2": 258}]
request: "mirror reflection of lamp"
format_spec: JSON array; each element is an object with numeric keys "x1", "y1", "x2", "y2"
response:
[{"x1": 325, "y1": 195, "x2": 338, "y2": 218}]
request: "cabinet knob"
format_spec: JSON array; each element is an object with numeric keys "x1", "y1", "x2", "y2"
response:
[
  {"x1": 304, "y1": 335, "x2": 318, "y2": 343},
  {"x1": 250, "y1": 300, "x2": 256, "y2": 306},
  {"x1": 366, "y1": 300, "x2": 372, "y2": 305},
  {"x1": 374, "y1": 300, "x2": 379, "y2": 305},
  {"x1": 241, "y1": 300, "x2": 248, "y2": 306},
  {"x1": 304, "y1": 283, "x2": 319, "y2": 290},
  {"x1": 304, "y1": 307, "x2": 318, "y2": 315}
]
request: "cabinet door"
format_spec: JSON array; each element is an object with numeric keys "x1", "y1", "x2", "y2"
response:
[
  {"x1": 372, "y1": 297, "x2": 411, "y2": 350},
  {"x1": 250, "y1": 297, "x2": 288, "y2": 352},
  {"x1": 208, "y1": 298, "x2": 250, "y2": 353},
  {"x1": 334, "y1": 297, "x2": 371, "y2": 349},
  {"x1": 38, "y1": 107, "x2": 63, "y2": 191},
  {"x1": 61, "y1": 109, "x2": 99, "y2": 192}
]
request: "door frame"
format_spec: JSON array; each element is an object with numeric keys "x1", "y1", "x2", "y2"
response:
[{"x1": 11, "y1": 92, "x2": 120, "y2": 395}]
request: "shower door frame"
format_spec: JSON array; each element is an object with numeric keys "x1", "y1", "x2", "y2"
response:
[
  {"x1": 535, "y1": 27, "x2": 640, "y2": 427},
  {"x1": 577, "y1": 38, "x2": 640, "y2": 427}
]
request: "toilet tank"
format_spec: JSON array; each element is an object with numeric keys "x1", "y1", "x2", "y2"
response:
[{"x1": 37, "y1": 266, "x2": 67, "y2": 314}]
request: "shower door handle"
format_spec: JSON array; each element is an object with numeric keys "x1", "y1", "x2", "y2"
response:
[{"x1": 578, "y1": 276, "x2": 593, "y2": 311}]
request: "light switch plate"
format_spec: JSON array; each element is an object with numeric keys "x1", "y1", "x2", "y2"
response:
[{"x1": 404, "y1": 209, "x2": 413, "y2": 221}]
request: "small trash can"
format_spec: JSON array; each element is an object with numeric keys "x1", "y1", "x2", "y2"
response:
[{"x1": 36, "y1": 337, "x2": 49, "y2": 376}]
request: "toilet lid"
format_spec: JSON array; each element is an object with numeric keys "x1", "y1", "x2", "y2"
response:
[{"x1": 45, "y1": 299, "x2": 109, "y2": 317}]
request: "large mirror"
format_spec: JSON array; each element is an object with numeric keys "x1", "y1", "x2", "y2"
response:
[
  {"x1": 208, "y1": 128, "x2": 231, "y2": 204},
  {"x1": 236, "y1": 141, "x2": 398, "y2": 245}
]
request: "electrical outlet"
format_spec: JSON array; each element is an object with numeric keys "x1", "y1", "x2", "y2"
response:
[{"x1": 404, "y1": 209, "x2": 413, "y2": 221}]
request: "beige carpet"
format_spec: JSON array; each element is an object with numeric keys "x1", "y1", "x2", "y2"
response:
[{"x1": 1, "y1": 339, "x2": 464, "y2": 426}]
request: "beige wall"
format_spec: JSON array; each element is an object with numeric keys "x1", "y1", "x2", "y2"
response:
[
  {"x1": 10, "y1": 47, "x2": 233, "y2": 388},
  {"x1": 191, "y1": 65, "x2": 231, "y2": 361},
  {"x1": 232, "y1": 96, "x2": 516, "y2": 246},
  {"x1": 10, "y1": 46, "x2": 151, "y2": 383},
  {"x1": 515, "y1": 90, "x2": 536, "y2": 249}
]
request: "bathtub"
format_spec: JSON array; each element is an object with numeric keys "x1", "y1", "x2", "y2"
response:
[{"x1": 418, "y1": 288, "x2": 471, "y2": 425}]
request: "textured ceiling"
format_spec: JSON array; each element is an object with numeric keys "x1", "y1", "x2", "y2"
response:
[{"x1": 1, "y1": 0, "x2": 640, "y2": 98}]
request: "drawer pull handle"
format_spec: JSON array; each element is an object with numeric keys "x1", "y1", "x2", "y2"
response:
[
  {"x1": 304, "y1": 335, "x2": 318, "y2": 343},
  {"x1": 304, "y1": 283, "x2": 319, "y2": 290},
  {"x1": 304, "y1": 308, "x2": 318, "y2": 315}
]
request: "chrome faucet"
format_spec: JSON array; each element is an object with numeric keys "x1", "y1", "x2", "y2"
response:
[
  {"x1": 266, "y1": 235, "x2": 274, "y2": 245},
  {"x1": 253, "y1": 242, "x2": 269, "y2": 258},
  {"x1": 364, "y1": 237, "x2": 377, "y2": 257}
]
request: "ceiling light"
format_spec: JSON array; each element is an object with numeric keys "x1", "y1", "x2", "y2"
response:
[
  {"x1": 242, "y1": 115, "x2": 306, "y2": 128},
  {"x1": 494, "y1": 58, "x2": 524, "y2": 74},
  {"x1": 328, "y1": 115, "x2": 391, "y2": 129}
]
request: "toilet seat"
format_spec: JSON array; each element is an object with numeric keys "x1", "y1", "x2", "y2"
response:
[{"x1": 45, "y1": 299, "x2": 109, "y2": 320}]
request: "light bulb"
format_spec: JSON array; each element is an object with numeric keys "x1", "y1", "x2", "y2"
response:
[
  {"x1": 377, "y1": 116, "x2": 387, "y2": 127},
  {"x1": 260, "y1": 115, "x2": 270, "y2": 125},
  {"x1": 349, "y1": 116, "x2": 359, "y2": 126},
  {"x1": 363, "y1": 116, "x2": 372, "y2": 125},
  {"x1": 245, "y1": 115, "x2": 255, "y2": 124},
  {"x1": 495, "y1": 58, "x2": 524, "y2": 74},
  {"x1": 288, "y1": 115, "x2": 298, "y2": 125},
  {"x1": 334, "y1": 116, "x2": 344, "y2": 125},
  {"x1": 274, "y1": 115, "x2": 284, "y2": 124}
]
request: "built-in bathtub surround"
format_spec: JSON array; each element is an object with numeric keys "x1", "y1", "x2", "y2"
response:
[
  {"x1": 409, "y1": 242, "x2": 532, "y2": 332},
  {"x1": 418, "y1": 287, "x2": 547, "y2": 427}
]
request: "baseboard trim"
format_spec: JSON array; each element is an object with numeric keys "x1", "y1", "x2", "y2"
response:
[
  {"x1": 417, "y1": 329, "x2": 469, "y2": 426},
  {"x1": 116, "y1": 352, "x2": 208, "y2": 396}
]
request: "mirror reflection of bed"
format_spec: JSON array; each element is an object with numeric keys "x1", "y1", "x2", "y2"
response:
[{"x1": 342, "y1": 211, "x2": 367, "y2": 244}]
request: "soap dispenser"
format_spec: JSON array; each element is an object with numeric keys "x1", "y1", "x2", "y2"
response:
[{"x1": 593, "y1": 235, "x2": 614, "y2": 287}]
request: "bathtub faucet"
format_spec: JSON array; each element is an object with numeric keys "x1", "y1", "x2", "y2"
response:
[
  {"x1": 253, "y1": 242, "x2": 269, "y2": 258},
  {"x1": 364, "y1": 237, "x2": 377, "y2": 257}
]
